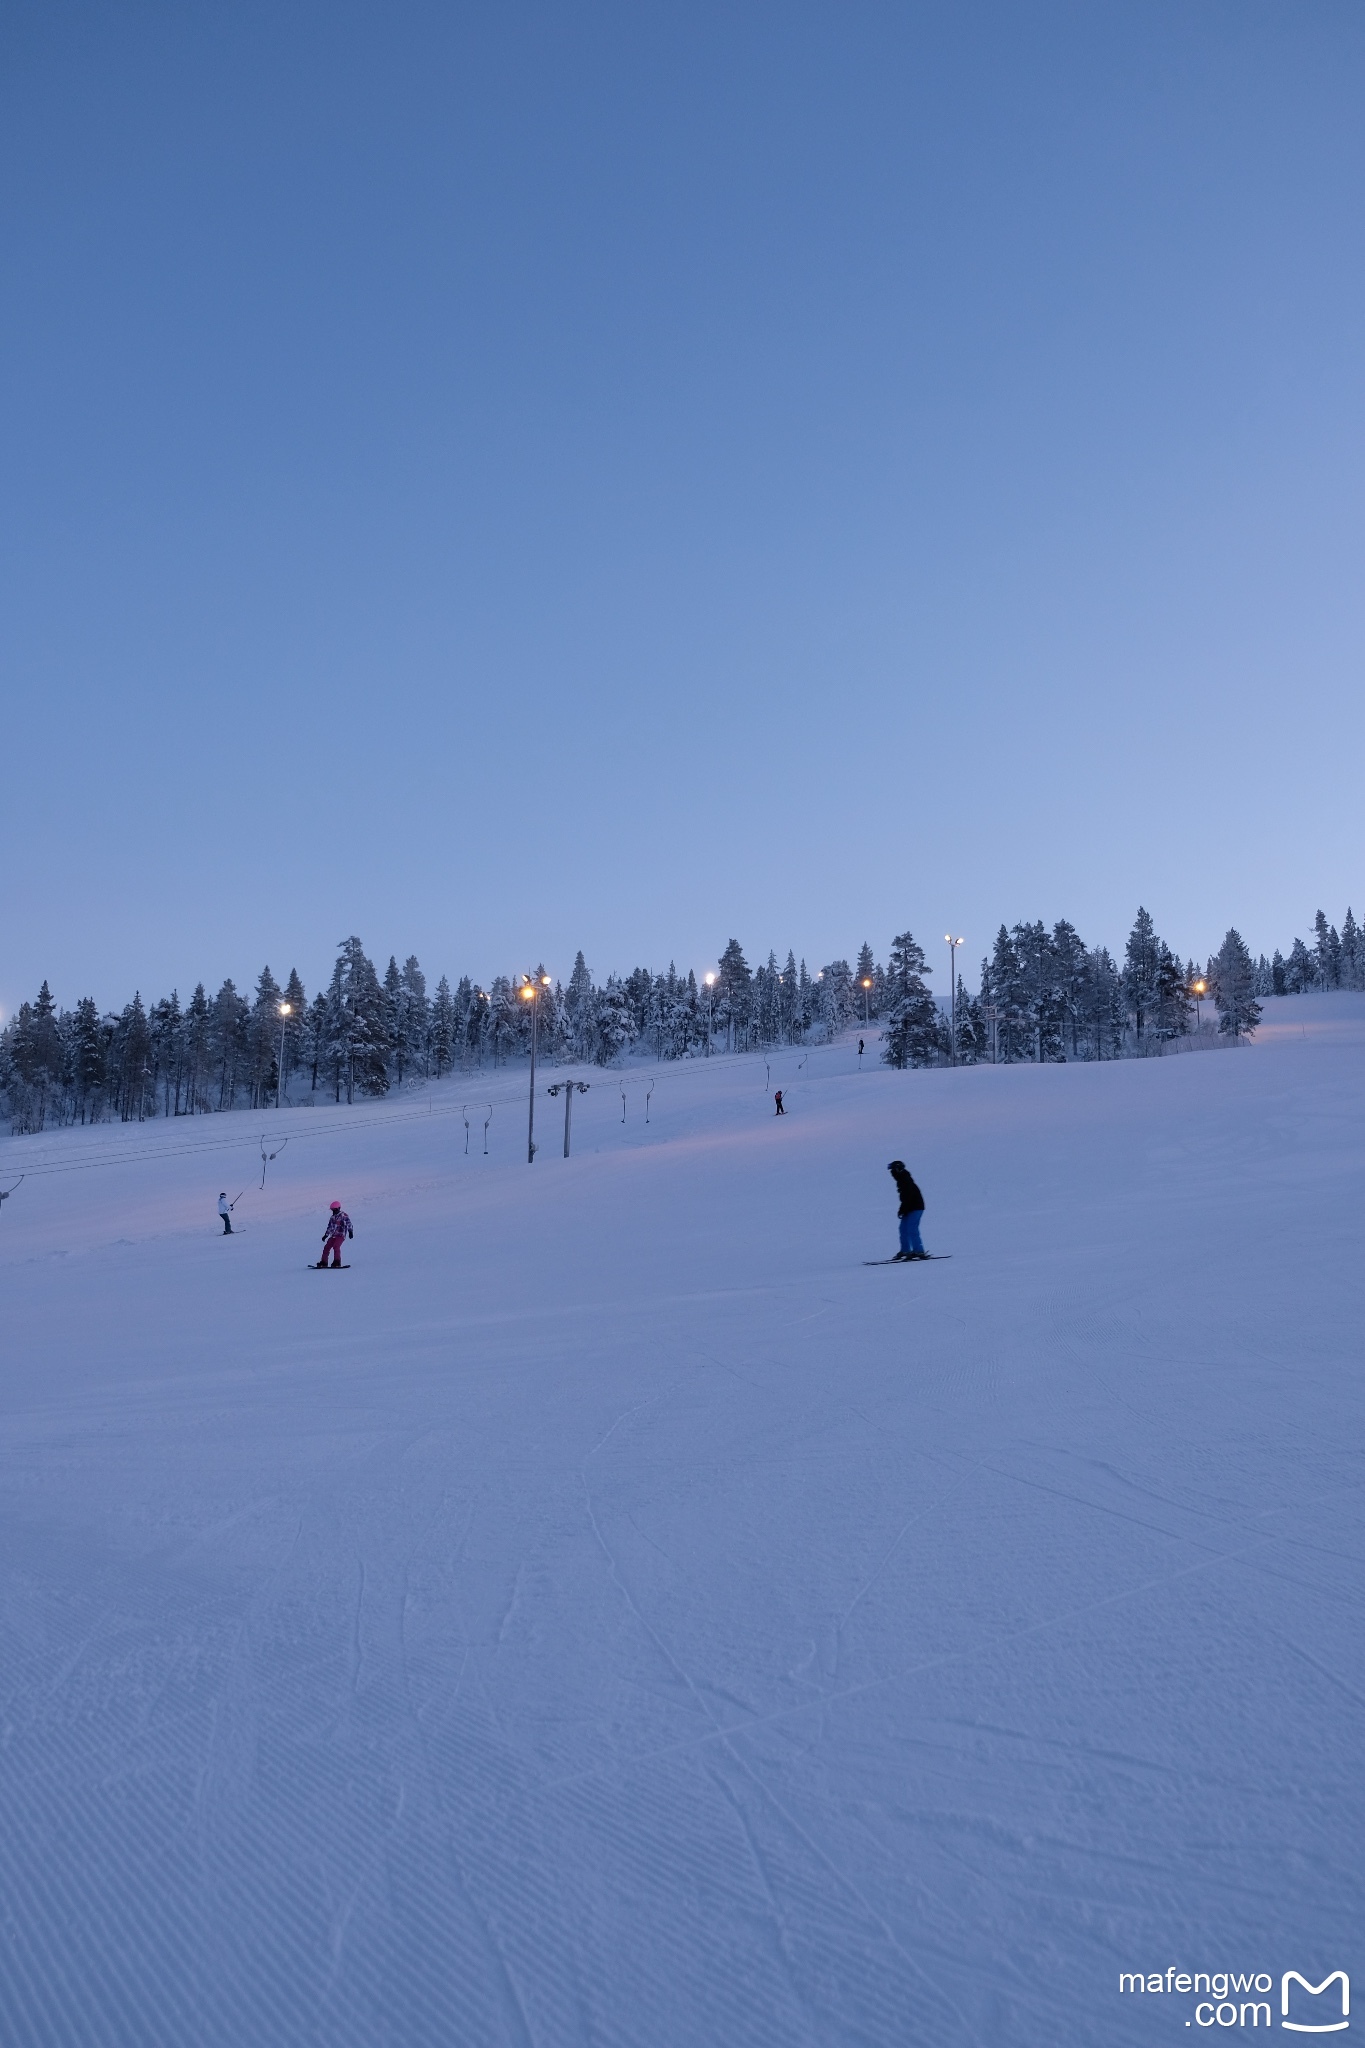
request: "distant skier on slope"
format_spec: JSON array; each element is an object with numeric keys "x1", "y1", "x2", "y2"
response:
[
  {"x1": 773, "y1": 1089, "x2": 787, "y2": 1115},
  {"x1": 218, "y1": 1192, "x2": 234, "y2": 1236},
  {"x1": 316, "y1": 1201, "x2": 353, "y2": 1268},
  {"x1": 887, "y1": 1160, "x2": 927, "y2": 1260}
]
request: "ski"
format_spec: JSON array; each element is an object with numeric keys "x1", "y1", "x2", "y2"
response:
[{"x1": 864, "y1": 1255, "x2": 951, "y2": 1265}]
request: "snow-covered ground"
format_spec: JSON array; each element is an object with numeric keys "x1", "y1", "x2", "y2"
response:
[{"x1": 2, "y1": 997, "x2": 1361, "y2": 2047}]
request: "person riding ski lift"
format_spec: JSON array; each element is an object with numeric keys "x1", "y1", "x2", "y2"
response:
[
  {"x1": 317, "y1": 1201, "x2": 353, "y2": 1268},
  {"x1": 217, "y1": 1192, "x2": 234, "y2": 1236},
  {"x1": 774, "y1": 1089, "x2": 786, "y2": 1115}
]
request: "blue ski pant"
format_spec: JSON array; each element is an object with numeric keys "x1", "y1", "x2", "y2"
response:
[{"x1": 899, "y1": 1210, "x2": 925, "y2": 1256}]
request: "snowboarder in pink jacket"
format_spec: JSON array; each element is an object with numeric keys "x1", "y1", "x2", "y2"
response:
[{"x1": 316, "y1": 1202, "x2": 353, "y2": 1268}]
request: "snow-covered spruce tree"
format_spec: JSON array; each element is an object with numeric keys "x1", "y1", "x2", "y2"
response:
[
  {"x1": 1284, "y1": 937, "x2": 1315, "y2": 993},
  {"x1": 68, "y1": 995, "x2": 106, "y2": 1123},
  {"x1": 564, "y1": 952, "x2": 595, "y2": 1063},
  {"x1": 1210, "y1": 929, "x2": 1261, "y2": 1039},
  {"x1": 1313, "y1": 910, "x2": 1341, "y2": 988},
  {"x1": 280, "y1": 969, "x2": 306, "y2": 1099},
  {"x1": 819, "y1": 960, "x2": 856, "y2": 1040},
  {"x1": 854, "y1": 942, "x2": 877, "y2": 1020},
  {"x1": 715, "y1": 939, "x2": 753, "y2": 1052},
  {"x1": 430, "y1": 975, "x2": 455, "y2": 1077},
  {"x1": 594, "y1": 976, "x2": 637, "y2": 1064},
  {"x1": 383, "y1": 956, "x2": 405, "y2": 1081},
  {"x1": 149, "y1": 989, "x2": 183, "y2": 1116},
  {"x1": 209, "y1": 980, "x2": 248, "y2": 1109},
  {"x1": 1341, "y1": 908, "x2": 1361, "y2": 990},
  {"x1": 882, "y1": 931, "x2": 941, "y2": 1069},
  {"x1": 400, "y1": 956, "x2": 429, "y2": 1080},
  {"x1": 329, "y1": 938, "x2": 390, "y2": 1101},
  {"x1": 954, "y1": 976, "x2": 986, "y2": 1063},
  {"x1": 1122, "y1": 907, "x2": 1163, "y2": 1050},
  {"x1": 248, "y1": 967, "x2": 283, "y2": 1107}
]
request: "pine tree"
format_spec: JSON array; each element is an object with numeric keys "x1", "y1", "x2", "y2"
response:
[
  {"x1": 1285, "y1": 937, "x2": 1314, "y2": 993},
  {"x1": 820, "y1": 960, "x2": 855, "y2": 1039},
  {"x1": 855, "y1": 942, "x2": 877, "y2": 1023},
  {"x1": 1123, "y1": 908, "x2": 1162, "y2": 1048},
  {"x1": 249, "y1": 967, "x2": 283, "y2": 1107},
  {"x1": 333, "y1": 938, "x2": 390, "y2": 1099},
  {"x1": 1211, "y1": 928, "x2": 1260, "y2": 1038},
  {"x1": 595, "y1": 976, "x2": 637, "y2": 1064},
  {"x1": 715, "y1": 939, "x2": 753, "y2": 1052},
  {"x1": 1313, "y1": 911, "x2": 1338, "y2": 989},
  {"x1": 280, "y1": 969, "x2": 306, "y2": 1099},
  {"x1": 565, "y1": 952, "x2": 595, "y2": 1062},
  {"x1": 399, "y1": 956, "x2": 429, "y2": 1079},
  {"x1": 1340, "y1": 909, "x2": 1361, "y2": 991},
  {"x1": 69, "y1": 996, "x2": 106, "y2": 1122},
  {"x1": 182, "y1": 984, "x2": 212, "y2": 1111},
  {"x1": 882, "y1": 931, "x2": 940, "y2": 1068},
  {"x1": 210, "y1": 980, "x2": 249, "y2": 1109},
  {"x1": 430, "y1": 975, "x2": 455, "y2": 1077}
]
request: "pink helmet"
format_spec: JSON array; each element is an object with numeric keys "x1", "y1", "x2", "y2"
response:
[{"x1": 330, "y1": 1201, "x2": 341, "y2": 1210}]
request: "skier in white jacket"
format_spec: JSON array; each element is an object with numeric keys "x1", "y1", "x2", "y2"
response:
[{"x1": 217, "y1": 1192, "x2": 234, "y2": 1235}]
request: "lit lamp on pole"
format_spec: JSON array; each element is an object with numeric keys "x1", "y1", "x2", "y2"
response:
[
  {"x1": 1191, "y1": 977, "x2": 1206, "y2": 1030},
  {"x1": 944, "y1": 936, "x2": 965, "y2": 1064},
  {"x1": 704, "y1": 972, "x2": 716, "y2": 1054},
  {"x1": 276, "y1": 1002, "x2": 292, "y2": 1108},
  {"x1": 860, "y1": 977, "x2": 872, "y2": 1027},
  {"x1": 520, "y1": 975, "x2": 552, "y2": 1162}
]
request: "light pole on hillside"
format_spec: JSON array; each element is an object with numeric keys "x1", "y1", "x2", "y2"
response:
[
  {"x1": 704, "y1": 972, "x2": 716, "y2": 1054},
  {"x1": 1191, "y1": 977, "x2": 1206, "y2": 1030},
  {"x1": 519, "y1": 975, "x2": 552, "y2": 1161},
  {"x1": 861, "y1": 977, "x2": 872, "y2": 1026},
  {"x1": 944, "y1": 936, "x2": 964, "y2": 1064},
  {"x1": 276, "y1": 1002, "x2": 292, "y2": 1108}
]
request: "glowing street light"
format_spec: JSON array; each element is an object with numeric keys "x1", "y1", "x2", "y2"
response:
[
  {"x1": 276, "y1": 1002, "x2": 292, "y2": 1107},
  {"x1": 519, "y1": 974, "x2": 553, "y2": 1161},
  {"x1": 944, "y1": 936, "x2": 965, "y2": 1064},
  {"x1": 860, "y1": 976, "x2": 873, "y2": 1027},
  {"x1": 704, "y1": 972, "x2": 716, "y2": 1054},
  {"x1": 1191, "y1": 977, "x2": 1207, "y2": 1030}
]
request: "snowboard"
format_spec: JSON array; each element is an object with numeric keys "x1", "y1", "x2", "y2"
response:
[
  {"x1": 308, "y1": 1262, "x2": 351, "y2": 1270},
  {"x1": 864, "y1": 1255, "x2": 951, "y2": 1266}
]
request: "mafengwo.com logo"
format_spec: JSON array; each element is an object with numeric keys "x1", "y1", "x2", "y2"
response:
[{"x1": 1119, "y1": 1968, "x2": 1349, "y2": 2030}]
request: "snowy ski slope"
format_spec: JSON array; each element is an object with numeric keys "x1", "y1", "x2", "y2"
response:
[{"x1": 2, "y1": 997, "x2": 1362, "y2": 2046}]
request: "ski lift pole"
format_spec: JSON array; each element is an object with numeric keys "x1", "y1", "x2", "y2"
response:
[
  {"x1": 462, "y1": 1106, "x2": 470, "y2": 1155},
  {"x1": 483, "y1": 1105, "x2": 492, "y2": 1155},
  {"x1": 620, "y1": 1082, "x2": 627, "y2": 1123},
  {"x1": 548, "y1": 1080, "x2": 589, "y2": 1157},
  {"x1": 259, "y1": 1135, "x2": 288, "y2": 1188},
  {"x1": 644, "y1": 1078, "x2": 654, "y2": 1124}
]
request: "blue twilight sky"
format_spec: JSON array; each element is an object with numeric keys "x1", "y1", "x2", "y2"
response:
[{"x1": 3, "y1": 1, "x2": 1364, "y2": 1015}]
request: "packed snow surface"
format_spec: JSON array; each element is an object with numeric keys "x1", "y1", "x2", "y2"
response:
[{"x1": 2, "y1": 998, "x2": 1362, "y2": 2047}]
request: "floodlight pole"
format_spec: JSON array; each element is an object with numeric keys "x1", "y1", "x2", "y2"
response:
[
  {"x1": 945, "y1": 936, "x2": 964, "y2": 1064},
  {"x1": 277, "y1": 1002, "x2": 292, "y2": 1108},
  {"x1": 525, "y1": 986, "x2": 539, "y2": 1161},
  {"x1": 521, "y1": 974, "x2": 552, "y2": 1161}
]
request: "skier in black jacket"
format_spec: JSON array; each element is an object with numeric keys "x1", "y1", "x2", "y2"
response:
[{"x1": 887, "y1": 1160, "x2": 927, "y2": 1260}]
